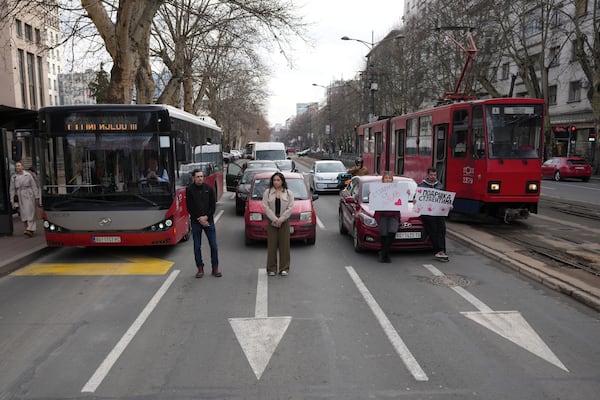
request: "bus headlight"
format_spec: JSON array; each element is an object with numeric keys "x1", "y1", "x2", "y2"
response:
[{"x1": 488, "y1": 181, "x2": 501, "y2": 193}]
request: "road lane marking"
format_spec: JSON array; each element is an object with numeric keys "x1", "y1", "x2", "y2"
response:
[
  {"x1": 345, "y1": 266, "x2": 429, "y2": 381},
  {"x1": 14, "y1": 256, "x2": 173, "y2": 276},
  {"x1": 422, "y1": 264, "x2": 568, "y2": 372},
  {"x1": 229, "y1": 269, "x2": 292, "y2": 379},
  {"x1": 316, "y1": 215, "x2": 325, "y2": 230},
  {"x1": 81, "y1": 269, "x2": 180, "y2": 393}
]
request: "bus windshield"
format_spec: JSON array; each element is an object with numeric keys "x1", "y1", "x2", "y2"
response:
[
  {"x1": 486, "y1": 104, "x2": 543, "y2": 159},
  {"x1": 43, "y1": 131, "x2": 173, "y2": 210}
]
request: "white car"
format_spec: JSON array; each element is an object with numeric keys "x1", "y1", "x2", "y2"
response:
[{"x1": 308, "y1": 160, "x2": 347, "y2": 193}]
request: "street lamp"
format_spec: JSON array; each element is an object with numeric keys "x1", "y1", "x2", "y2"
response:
[{"x1": 341, "y1": 31, "x2": 404, "y2": 122}]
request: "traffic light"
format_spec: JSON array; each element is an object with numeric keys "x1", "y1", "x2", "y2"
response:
[
  {"x1": 589, "y1": 130, "x2": 597, "y2": 142},
  {"x1": 569, "y1": 125, "x2": 577, "y2": 135}
]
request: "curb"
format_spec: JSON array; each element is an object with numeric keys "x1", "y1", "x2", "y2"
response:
[
  {"x1": 447, "y1": 227, "x2": 600, "y2": 312},
  {"x1": 0, "y1": 245, "x2": 52, "y2": 278}
]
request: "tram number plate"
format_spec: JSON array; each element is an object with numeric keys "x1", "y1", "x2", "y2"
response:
[
  {"x1": 396, "y1": 232, "x2": 421, "y2": 239},
  {"x1": 93, "y1": 236, "x2": 122, "y2": 243}
]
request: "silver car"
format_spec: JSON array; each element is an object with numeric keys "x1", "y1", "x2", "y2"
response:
[{"x1": 308, "y1": 160, "x2": 347, "y2": 193}]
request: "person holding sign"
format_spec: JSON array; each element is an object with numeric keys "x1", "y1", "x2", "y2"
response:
[
  {"x1": 418, "y1": 167, "x2": 449, "y2": 262},
  {"x1": 373, "y1": 172, "x2": 401, "y2": 263}
]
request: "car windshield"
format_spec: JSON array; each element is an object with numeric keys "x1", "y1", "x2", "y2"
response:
[
  {"x1": 316, "y1": 162, "x2": 346, "y2": 173},
  {"x1": 247, "y1": 161, "x2": 278, "y2": 169},
  {"x1": 251, "y1": 177, "x2": 309, "y2": 200},
  {"x1": 275, "y1": 160, "x2": 294, "y2": 171},
  {"x1": 240, "y1": 169, "x2": 277, "y2": 184}
]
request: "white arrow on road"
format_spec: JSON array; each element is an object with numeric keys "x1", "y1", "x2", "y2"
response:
[
  {"x1": 229, "y1": 269, "x2": 291, "y2": 380},
  {"x1": 423, "y1": 264, "x2": 568, "y2": 372}
]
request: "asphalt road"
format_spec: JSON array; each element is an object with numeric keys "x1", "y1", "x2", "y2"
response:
[{"x1": 1, "y1": 181, "x2": 599, "y2": 399}]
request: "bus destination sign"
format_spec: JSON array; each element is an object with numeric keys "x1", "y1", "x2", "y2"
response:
[{"x1": 65, "y1": 114, "x2": 139, "y2": 132}]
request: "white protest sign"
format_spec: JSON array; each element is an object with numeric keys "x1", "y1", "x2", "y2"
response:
[
  {"x1": 369, "y1": 182, "x2": 410, "y2": 211},
  {"x1": 414, "y1": 187, "x2": 455, "y2": 216}
]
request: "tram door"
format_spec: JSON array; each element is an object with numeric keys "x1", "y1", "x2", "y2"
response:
[
  {"x1": 375, "y1": 130, "x2": 382, "y2": 175},
  {"x1": 433, "y1": 124, "x2": 448, "y2": 187}
]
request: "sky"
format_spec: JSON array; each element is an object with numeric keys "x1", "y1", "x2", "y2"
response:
[{"x1": 266, "y1": 0, "x2": 405, "y2": 127}]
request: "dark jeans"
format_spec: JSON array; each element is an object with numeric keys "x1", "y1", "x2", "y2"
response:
[
  {"x1": 192, "y1": 222, "x2": 219, "y2": 268},
  {"x1": 421, "y1": 215, "x2": 446, "y2": 254}
]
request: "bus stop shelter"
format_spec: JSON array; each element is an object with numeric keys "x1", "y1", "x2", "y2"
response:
[{"x1": 0, "y1": 105, "x2": 38, "y2": 235}]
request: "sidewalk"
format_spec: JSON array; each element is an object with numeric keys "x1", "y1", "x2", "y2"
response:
[{"x1": 0, "y1": 215, "x2": 50, "y2": 277}]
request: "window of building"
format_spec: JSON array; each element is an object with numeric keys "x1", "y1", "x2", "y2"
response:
[
  {"x1": 25, "y1": 24, "x2": 33, "y2": 42},
  {"x1": 500, "y1": 62, "x2": 509, "y2": 80},
  {"x1": 549, "y1": 47, "x2": 560, "y2": 67},
  {"x1": 27, "y1": 52, "x2": 37, "y2": 108},
  {"x1": 571, "y1": 40, "x2": 581, "y2": 62},
  {"x1": 568, "y1": 81, "x2": 581, "y2": 102},
  {"x1": 523, "y1": 9, "x2": 542, "y2": 37},
  {"x1": 37, "y1": 56, "x2": 45, "y2": 107},
  {"x1": 18, "y1": 50, "x2": 27, "y2": 107},
  {"x1": 547, "y1": 85, "x2": 557, "y2": 105},
  {"x1": 15, "y1": 19, "x2": 23, "y2": 37},
  {"x1": 35, "y1": 28, "x2": 41, "y2": 45}
]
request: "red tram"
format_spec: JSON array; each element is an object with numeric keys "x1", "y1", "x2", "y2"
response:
[{"x1": 357, "y1": 98, "x2": 545, "y2": 222}]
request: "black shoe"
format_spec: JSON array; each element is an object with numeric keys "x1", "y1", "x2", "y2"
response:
[{"x1": 211, "y1": 267, "x2": 222, "y2": 277}]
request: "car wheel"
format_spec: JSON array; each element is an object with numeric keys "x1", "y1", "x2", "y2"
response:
[
  {"x1": 338, "y1": 209, "x2": 348, "y2": 234},
  {"x1": 353, "y1": 224, "x2": 363, "y2": 252},
  {"x1": 307, "y1": 233, "x2": 316, "y2": 245},
  {"x1": 554, "y1": 171, "x2": 561, "y2": 181}
]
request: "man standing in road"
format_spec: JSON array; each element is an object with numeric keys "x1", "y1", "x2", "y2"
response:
[
  {"x1": 186, "y1": 169, "x2": 221, "y2": 278},
  {"x1": 419, "y1": 167, "x2": 449, "y2": 261}
]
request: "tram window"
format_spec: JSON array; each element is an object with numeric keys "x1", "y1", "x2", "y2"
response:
[
  {"x1": 452, "y1": 110, "x2": 469, "y2": 158},
  {"x1": 472, "y1": 106, "x2": 485, "y2": 158},
  {"x1": 419, "y1": 115, "x2": 432, "y2": 156},
  {"x1": 406, "y1": 118, "x2": 417, "y2": 155}
]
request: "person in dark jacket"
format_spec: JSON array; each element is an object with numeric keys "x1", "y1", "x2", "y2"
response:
[
  {"x1": 186, "y1": 169, "x2": 221, "y2": 278},
  {"x1": 418, "y1": 167, "x2": 449, "y2": 261}
]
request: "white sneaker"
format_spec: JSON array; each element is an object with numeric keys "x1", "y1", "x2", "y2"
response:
[
  {"x1": 280, "y1": 271, "x2": 288, "y2": 276},
  {"x1": 435, "y1": 251, "x2": 449, "y2": 261},
  {"x1": 268, "y1": 271, "x2": 276, "y2": 276}
]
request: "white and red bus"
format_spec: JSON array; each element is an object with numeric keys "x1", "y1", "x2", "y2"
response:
[
  {"x1": 37, "y1": 104, "x2": 223, "y2": 246},
  {"x1": 357, "y1": 98, "x2": 545, "y2": 222}
]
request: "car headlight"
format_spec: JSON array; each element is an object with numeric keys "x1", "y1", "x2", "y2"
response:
[
  {"x1": 359, "y1": 212, "x2": 377, "y2": 227},
  {"x1": 249, "y1": 212, "x2": 263, "y2": 221},
  {"x1": 299, "y1": 211, "x2": 312, "y2": 222}
]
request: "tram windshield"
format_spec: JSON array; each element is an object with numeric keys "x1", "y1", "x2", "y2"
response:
[{"x1": 486, "y1": 104, "x2": 543, "y2": 159}]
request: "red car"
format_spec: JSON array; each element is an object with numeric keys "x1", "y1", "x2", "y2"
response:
[
  {"x1": 244, "y1": 172, "x2": 318, "y2": 245},
  {"x1": 338, "y1": 175, "x2": 432, "y2": 252},
  {"x1": 541, "y1": 157, "x2": 592, "y2": 182}
]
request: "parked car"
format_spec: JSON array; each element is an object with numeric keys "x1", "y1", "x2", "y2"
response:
[
  {"x1": 308, "y1": 160, "x2": 347, "y2": 193},
  {"x1": 541, "y1": 157, "x2": 592, "y2": 182},
  {"x1": 244, "y1": 172, "x2": 318, "y2": 245},
  {"x1": 234, "y1": 167, "x2": 279, "y2": 215},
  {"x1": 338, "y1": 175, "x2": 432, "y2": 252},
  {"x1": 297, "y1": 148, "x2": 310, "y2": 157}
]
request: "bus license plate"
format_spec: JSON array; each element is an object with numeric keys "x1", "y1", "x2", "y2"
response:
[
  {"x1": 93, "y1": 236, "x2": 122, "y2": 243},
  {"x1": 396, "y1": 232, "x2": 421, "y2": 239}
]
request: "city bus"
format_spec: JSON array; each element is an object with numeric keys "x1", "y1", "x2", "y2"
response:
[
  {"x1": 37, "y1": 104, "x2": 223, "y2": 246},
  {"x1": 357, "y1": 98, "x2": 545, "y2": 222}
]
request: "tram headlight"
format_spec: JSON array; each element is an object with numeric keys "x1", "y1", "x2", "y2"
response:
[
  {"x1": 487, "y1": 181, "x2": 501, "y2": 193},
  {"x1": 526, "y1": 181, "x2": 539, "y2": 193}
]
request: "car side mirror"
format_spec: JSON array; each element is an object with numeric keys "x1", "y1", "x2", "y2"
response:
[{"x1": 312, "y1": 193, "x2": 319, "y2": 201}]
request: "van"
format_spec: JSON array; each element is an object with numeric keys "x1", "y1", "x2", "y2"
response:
[{"x1": 252, "y1": 142, "x2": 286, "y2": 161}]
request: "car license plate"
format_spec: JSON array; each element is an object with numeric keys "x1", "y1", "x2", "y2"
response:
[
  {"x1": 327, "y1": 183, "x2": 338, "y2": 188},
  {"x1": 395, "y1": 232, "x2": 421, "y2": 239},
  {"x1": 290, "y1": 226, "x2": 295, "y2": 234},
  {"x1": 93, "y1": 236, "x2": 122, "y2": 243},
  {"x1": 575, "y1": 166, "x2": 584, "y2": 170}
]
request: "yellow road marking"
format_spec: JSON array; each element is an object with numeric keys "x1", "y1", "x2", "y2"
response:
[{"x1": 13, "y1": 256, "x2": 174, "y2": 276}]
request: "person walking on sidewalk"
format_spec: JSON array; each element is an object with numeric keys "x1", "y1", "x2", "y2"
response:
[
  {"x1": 263, "y1": 172, "x2": 294, "y2": 276},
  {"x1": 9, "y1": 161, "x2": 41, "y2": 237},
  {"x1": 418, "y1": 167, "x2": 449, "y2": 262},
  {"x1": 186, "y1": 169, "x2": 221, "y2": 278}
]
